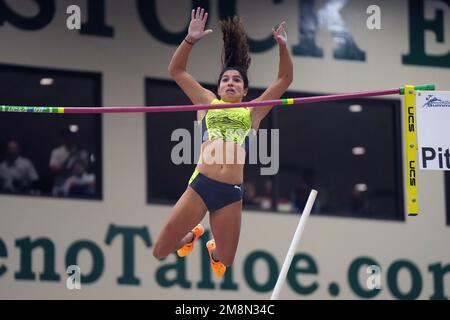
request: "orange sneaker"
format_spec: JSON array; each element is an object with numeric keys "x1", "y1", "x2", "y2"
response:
[
  {"x1": 177, "y1": 224, "x2": 204, "y2": 257},
  {"x1": 206, "y1": 239, "x2": 226, "y2": 277}
]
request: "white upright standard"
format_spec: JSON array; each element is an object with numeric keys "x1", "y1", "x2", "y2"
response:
[{"x1": 270, "y1": 189, "x2": 318, "y2": 300}]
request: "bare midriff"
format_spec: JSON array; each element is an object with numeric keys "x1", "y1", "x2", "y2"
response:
[{"x1": 196, "y1": 139, "x2": 246, "y2": 185}]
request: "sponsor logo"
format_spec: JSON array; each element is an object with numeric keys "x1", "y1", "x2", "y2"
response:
[{"x1": 422, "y1": 96, "x2": 450, "y2": 108}]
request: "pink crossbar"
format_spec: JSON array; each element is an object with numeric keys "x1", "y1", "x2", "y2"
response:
[{"x1": 64, "y1": 88, "x2": 400, "y2": 114}]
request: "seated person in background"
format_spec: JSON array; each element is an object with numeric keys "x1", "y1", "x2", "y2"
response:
[
  {"x1": 242, "y1": 180, "x2": 273, "y2": 210},
  {"x1": 49, "y1": 128, "x2": 89, "y2": 196},
  {"x1": 242, "y1": 181, "x2": 258, "y2": 206},
  {"x1": 62, "y1": 159, "x2": 95, "y2": 197},
  {"x1": 0, "y1": 139, "x2": 39, "y2": 194}
]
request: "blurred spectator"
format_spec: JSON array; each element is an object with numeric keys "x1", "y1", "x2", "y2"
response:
[
  {"x1": 49, "y1": 129, "x2": 89, "y2": 196},
  {"x1": 258, "y1": 179, "x2": 273, "y2": 210},
  {"x1": 292, "y1": 169, "x2": 322, "y2": 213},
  {"x1": 293, "y1": 181, "x2": 309, "y2": 212},
  {"x1": 243, "y1": 181, "x2": 258, "y2": 206},
  {"x1": 243, "y1": 180, "x2": 274, "y2": 210},
  {"x1": 62, "y1": 159, "x2": 95, "y2": 197},
  {"x1": 0, "y1": 139, "x2": 39, "y2": 194},
  {"x1": 351, "y1": 186, "x2": 374, "y2": 215},
  {"x1": 248, "y1": 180, "x2": 273, "y2": 210}
]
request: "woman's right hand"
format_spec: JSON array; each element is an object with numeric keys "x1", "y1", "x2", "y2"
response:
[
  {"x1": 187, "y1": 7, "x2": 213, "y2": 42},
  {"x1": 272, "y1": 21, "x2": 287, "y2": 46}
]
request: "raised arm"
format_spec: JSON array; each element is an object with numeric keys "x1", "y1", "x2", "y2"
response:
[
  {"x1": 251, "y1": 21, "x2": 293, "y2": 125},
  {"x1": 168, "y1": 7, "x2": 216, "y2": 108}
]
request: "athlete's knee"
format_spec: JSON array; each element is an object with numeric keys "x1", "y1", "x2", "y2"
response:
[{"x1": 152, "y1": 243, "x2": 169, "y2": 261}]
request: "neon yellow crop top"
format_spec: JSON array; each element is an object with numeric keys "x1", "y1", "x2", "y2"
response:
[{"x1": 201, "y1": 99, "x2": 252, "y2": 146}]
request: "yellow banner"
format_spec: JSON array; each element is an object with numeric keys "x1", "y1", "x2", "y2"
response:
[{"x1": 404, "y1": 85, "x2": 418, "y2": 216}]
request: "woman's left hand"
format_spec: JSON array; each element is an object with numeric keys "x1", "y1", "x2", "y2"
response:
[{"x1": 272, "y1": 21, "x2": 287, "y2": 45}]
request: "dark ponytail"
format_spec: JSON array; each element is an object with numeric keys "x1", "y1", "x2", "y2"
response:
[{"x1": 218, "y1": 16, "x2": 251, "y2": 88}]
